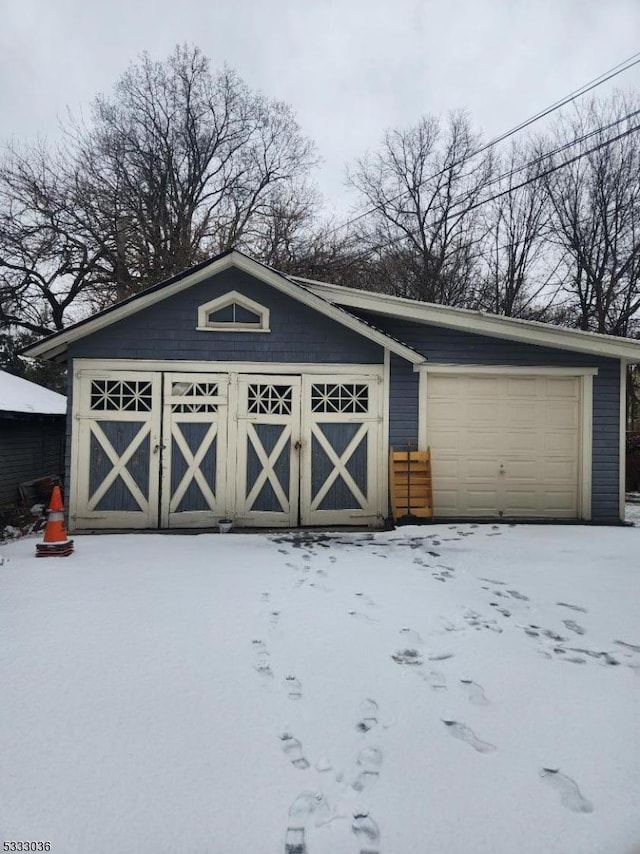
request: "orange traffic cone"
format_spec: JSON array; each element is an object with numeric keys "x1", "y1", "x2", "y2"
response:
[{"x1": 36, "y1": 485, "x2": 74, "y2": 557}]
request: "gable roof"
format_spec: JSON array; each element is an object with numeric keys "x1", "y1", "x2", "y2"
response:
[
  {"x1": 0, "y1": 370, "x2": 66, "y2": 415},
  {"x1": 293, "y1": 276, "x2": 640, "y2": 362},
  {"x1": 20, "y1": 251, "x2": 424, "y2": 365}
]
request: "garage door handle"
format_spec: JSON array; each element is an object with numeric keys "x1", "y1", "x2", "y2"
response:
[
  {"x1": 499, "y1": 464, "x2": 505, "y2": 473},
  {"x1": 294, "y1": 440, "x2": 302, "y2": 450}
]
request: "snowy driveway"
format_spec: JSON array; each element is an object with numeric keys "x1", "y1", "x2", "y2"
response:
[{"x1": 1, "y1": 524, "x2": 640, "y2": 854}]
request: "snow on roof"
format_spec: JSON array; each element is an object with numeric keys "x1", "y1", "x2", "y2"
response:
[{"x1": 0, "y1": 370, "x2": 66, "y2": 415}]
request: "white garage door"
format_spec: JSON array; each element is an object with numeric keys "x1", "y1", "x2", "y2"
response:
[{"x1": 426, "y1": 374, "x2": 582, "y2": 518}]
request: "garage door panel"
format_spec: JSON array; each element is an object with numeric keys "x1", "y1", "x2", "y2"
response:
[
  {"x1": 545, "y1": 378, "x2": 580, "y2": 397},
  {"x1": 545, "y1": 403, "x2": 580, "y2": 429},
  {"x1": 506, "y1": 402, "x2": 539, "y2": 425},
  {"x1": 427, "y1": 400, "x2": 463, "y2": 426},
  {"x1": 503, "y1": 460, "x2": 538, "y2": 480},
  {"x1": 544, "y1": 432, "x2": 579, "y2": 455},
  {"x1": 466, "y1": 489, "x2": 500, "y2": 512},
  {"x1": 428, "y1": 429, "x2": 463, "y2": 452},
  {"x1": 468, "y1": 377, "x2": 502, "y2": 398},
  {"x1": 468, "y1": 432, "x2": 503, "y2": 453},
  {"x1": 467, "y1": 401, "x2": 500, "y2": 423},
  {"x1": 425, "y1": 373, "x2": 582, "y2": 518},
  {"x1": 506, "y1": 377, "x2": 538, "y2": 396},
  {"x1": 467, "y1": 460, "x2": 501, "y2": 478}
]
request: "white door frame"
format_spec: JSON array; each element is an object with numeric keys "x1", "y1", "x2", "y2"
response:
[
  {"x1": 71, "y1": 360, "x2": 388, "y2": 528},
  {"x1": 232, "y1": 374, "x2": 302, "y2": 527},
  {"x1": 416, "y1": 365, "x2": 598, "y2": 520},
  {"x1": 70, "y1": 369, "x2": 162, "y2": 529},
  {"x1": 300, "y1": 372, "x2": 384, "y2": 525},
  {"x1": 160, "y1": 373, "x2": 229, "y2": 527}
]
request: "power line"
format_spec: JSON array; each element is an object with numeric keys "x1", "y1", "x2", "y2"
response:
[
  {"x1": 328, "y1": 49, "x2": 640, "y2": 238},
  {"x1": 334, "y1": 109, "x2": 640, "y2": 268}
]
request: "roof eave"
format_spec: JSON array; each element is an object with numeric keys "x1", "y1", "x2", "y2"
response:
[
  {"x1": 302, "y1": 281, "x2": 640, "y2": 362},
  {"x1": 21, "y1": 251, "x2": 425, "y2": 366}
]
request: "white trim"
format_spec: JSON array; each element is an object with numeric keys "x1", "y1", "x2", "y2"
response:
[
  {"x1": 418, "y1": 366, "x2": 593, "y2": 520},
  {"x1": 381, "y1": 349, "x2": 390, "y2": 521},
  {"x1": 69, "y1": 370, "x2": 82, "y2": 531},
  {"x1": 418, "y1": 370, "x2": 428, "y2": 452},
  {"x1": 620, "y1": 359, "x2": 627, "y2": 522},
  {"x1": 196, "y1": 289, "x2": 270, "y2": 332},
  {"x1": 580, "y1": 374, "x2": 593, "y2": 520},
  {"x1": 299, "y1": 373, "x2": 383, "y2": 525},
  {"x1": 414, "y1": 364, "x2": 599, "y2": 377},
  {"x1": 301, "y1": 279, "x2": 640, "y2": 362},
  {"x1": 72, "y1": 359, "x2": 385, "y2": 377},
  {"x1": 23, "y1": 252, "x2": 424, "y2": 365}
]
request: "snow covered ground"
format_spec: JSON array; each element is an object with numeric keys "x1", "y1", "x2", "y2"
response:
[{"x1": 1, "y1": 522, "x2": 640, "y2": 854}]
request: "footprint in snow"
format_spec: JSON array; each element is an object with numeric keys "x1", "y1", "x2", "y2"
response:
[
  {"x1": 354, "y1": 592, "x2": 376, "y2": 607},
  {"x1": 278, "y1": 548, "x2": 290, "y2": 555},
  {"x1": 442, "y1": 720, "x2": 496, "y2": 753},
  {"x1": 556, "y1": 601, "x2": 588, "y2": 613},
  {"x1": 461, "y1": 679, "x2": 489, "y2": 705},
  {"x1": 252, "y1": 640, "x2": 273, "y2": 678},
  {"x1": 391, "y1": 648, "x2": 423, "y2": 665},
  {"x1": 563, "y1": 619, "x2": 586, "y2": 636},
  {"x1": 479, "y1": 577, "x2": 506, "y2": 585},
  {"x1": 348, "y1": 610, "x2": 379, "y2": 623},
  {"x1": 400, "y1": 627, "x2": 424, "y2": 645},
  {"x1": 284, "y1": 791, "x2": 331, "y2": 853},
  {"x1": 329, "y1": 555, "x2": 337, "y2": 564},
  {"x1": 540, "y1": 768, "x2": 593, "y2": 813},
  {"x1": 270, "y1": 610, "x2": 281, "y2": 627},
  {"x1": 427, "y1": 650, "x2": 454, "y2": 661},
  {"x1": 285, "y1": 676, "x2": 302, "y2": 700},
  {"x1": 420, "y1": 669, "x2": 447, "y2": 690},
  {"x1": 279, "y1": 733, "x2": 310, "y2": 769},
  {"x1": 352, "y1": 746, "x2": 383, "y2": 792},
  {"x1": 542, "y1": 629, "x2": 568, "y2": 642},
  {"x1": 614, "y1": 639, "x2": 640, "y2": 653},
  {"x1": 490, "y1": 602, "x2": 511, "y2": 618},
  {"x1": 356, "y1": 699, "x2": 379, "y2": 733},
  {"x1": 352, "y1": 812, "x2": 380, "y2": 852},
  {"x1": 507, "y1": 589, "x2": 529, "y2": 601}
]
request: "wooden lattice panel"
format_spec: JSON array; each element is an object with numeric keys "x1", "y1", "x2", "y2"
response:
[{"x1": 389, "y1": 449, "x2": 434, "y2": 521}]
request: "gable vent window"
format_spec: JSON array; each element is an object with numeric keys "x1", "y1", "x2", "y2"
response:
[{"x1": 197, "y1": 290, "x2": 270, "y2": 332}]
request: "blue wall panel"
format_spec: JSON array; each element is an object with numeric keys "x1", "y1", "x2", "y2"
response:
[{"x1": 366, "y1": 316, "x2": 620, "y2": 521}]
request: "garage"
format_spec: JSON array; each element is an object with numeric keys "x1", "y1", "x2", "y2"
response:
[
  {"x1": 422, "y1": 370, "x2": 593, "y2": 519},
  {"x1": 71, "y1": 366, "x2": 384, "y2": 529},
  {"x1": 23, "y1": 250, "x2": 640, "y2": 526}
]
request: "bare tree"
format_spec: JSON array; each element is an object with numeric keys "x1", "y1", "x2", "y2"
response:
[
  {"x1": 543, "y1": 92, "x2": 640, "y2": 335},
  {"x1": 347, "y1": 112, "x2": 493, "y2": 304},
  {"x1": 0, "y1": 45, "x2": 317, "y2": 334},
  {"x1": 477, "y1": 141, "x2": 555, "y2": 317}
]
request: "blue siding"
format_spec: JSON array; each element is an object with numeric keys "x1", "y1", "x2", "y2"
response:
[
  {"x1": 62, "y1": 266, "x2": 622, "y2": 524},
  {"x1": 372, "y1": 318, "x2": 620, "y2": 522},
  {"x1": 68, "y1": 268, "x2": 382, "y2": 364}
]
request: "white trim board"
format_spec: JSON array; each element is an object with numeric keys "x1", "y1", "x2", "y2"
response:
[
  {"x1": 72, "y1": 359, "x2": 385, "y2": 377},
  {"x1": 620, "y1": 360, "x2": 627, "y2": 522},
  {"x1": 300, "y1": 278, "x2": 640, "y2": 362},
  {"x1": 22, "y1": 252, "x2": 424, "y2": 366},
  {"x1": 414, "y1": 365, "x2": 599, "y2": 376}
]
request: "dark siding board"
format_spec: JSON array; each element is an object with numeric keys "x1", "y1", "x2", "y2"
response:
[
  {"x1": 0, "y1": 419, "x2": 65, "y2": 505},
  {"x1": 361, "y1": 316, "x2": 620, "y2": 521},
  {"x1": 68, "y1": 268, "x2": 382, "y2": 365}
]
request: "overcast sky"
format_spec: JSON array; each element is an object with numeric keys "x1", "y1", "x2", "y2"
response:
[{"x1": 2, "y1": 0, "x2": 640, "y2": 218}]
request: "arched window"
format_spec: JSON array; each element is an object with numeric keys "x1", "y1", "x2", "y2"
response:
[{"x1": 197, "y1": 291, "x2": 270, "y2": 332}]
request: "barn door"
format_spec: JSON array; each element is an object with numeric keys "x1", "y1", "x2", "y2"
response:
[
  {"x1": 73, "y1": 371, "x2": 161, "y2": 528},
  {"x1": 300, "y1": 375, "x2": 382, "y2": 525},
  {"x1": 233, "y1": 375, "x2": 301, "y2": 526},
  {"x1": 160, "y1": 374, "x2": 229, "y2": 527}
]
